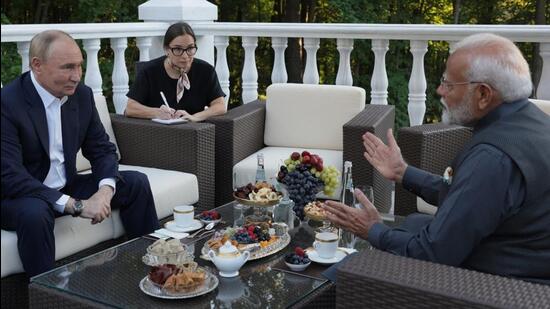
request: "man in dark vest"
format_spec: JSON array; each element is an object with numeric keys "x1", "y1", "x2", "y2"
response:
[{"x1": 322, "y1": 33, "x2": 550, "y2": 284}]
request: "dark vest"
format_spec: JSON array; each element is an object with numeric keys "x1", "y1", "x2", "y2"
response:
[{"x1": 440, "y1": 99, "x2": 550, "y2": 282}]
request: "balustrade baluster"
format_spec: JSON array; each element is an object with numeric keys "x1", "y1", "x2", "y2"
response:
[
  {"x1": 17, "y1": 42, "x2": 30, "y2": 73},
  {"x1": 336, "y1": 38, "x2": 354, "y2": 86},
  {"x1": 371, "y1": 39, "x2": 389, "y2": 105},
  {"x1": 110, "y1": 37, "x2": 129, "y2": 114},
  {"x1": 83, "y1": 39, "x2": 103, "y2": 96},
  {"x1": 408, "y1": 40, "x2": 428, "y2": 126},
  {"x1": 136, "y1": 37, "x2": 153, "y2": 62},
  {"x1": 303, "y1": 38, "x2": 320, "y2": 84},
  {"x1": 241, "y1": 36, "x2": 258, "y2": 104},
  {"x1": 214, "y1": 36, "x2": 230, "y2": 108},
  {"x1": 537, "y1": 43, "x2": 550, "y2": 100},
  {"x1": 271, "y1": 37, "x2": 288, "y2": 84}
]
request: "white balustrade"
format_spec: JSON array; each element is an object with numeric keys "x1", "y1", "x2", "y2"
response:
[
  {"x1": 82, "y1": 39, "x2": 103, "y2": 95},
  {"x1": 16, "y1": 42, "x2": 30, "y2": 73},
  {"x1": 537, "y1": 43, "x2": 550, "y2": 99},
  {"x1": 370, "y1": 39, "x2": 389, "y2": 105},
  {"x1": 408, "y1": 40, "x2": 428, "y2": 126},
  {"x1": 241, "y1": 36, "x2": 258, "y2": 103},
  {"x1": 271, "y1": 37, "x2": 288, "y2": 84},
  {"x1": 111, "y1": 37, "x2": 129, "y2": 114},
  {"x1": 336, "y1": 38, "x2": 353, "y2": 86},
  {"x1": 136, "y1": 37, "x2": 153, "y2": 62},
  {"x1": 214, "y1": 35, "x2": 230, "y2": 108},
  {"x1": 303, "y1": 38, "x2": 320, "y2": 84},
  {"x1": 2, "y1": 22, "x2": 549, "y2": 122}
]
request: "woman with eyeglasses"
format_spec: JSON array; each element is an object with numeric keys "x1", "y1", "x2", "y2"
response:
[{"x1": 125, "y1": 22, "x2": 226, "y2": 121}]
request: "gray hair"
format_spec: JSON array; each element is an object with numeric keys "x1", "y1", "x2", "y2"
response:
[
  {"x1": 29, "y1": 30, "x2": 75, "y2": 66},
  {"x1": 452, "y1": 33, "x2": 532, "y2": 102}
]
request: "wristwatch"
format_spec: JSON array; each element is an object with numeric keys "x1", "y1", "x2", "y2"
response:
[{"x1": 72, "y1": 199, "x2": 85, "y2": 217}]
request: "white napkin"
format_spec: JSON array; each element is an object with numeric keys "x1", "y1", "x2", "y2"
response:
[
  {"x1": 339, "y1": 247, "x2": 358, "y2": 255},
  {"x1": 152, "y1": 228, "x2": 189, "y2": 239}
]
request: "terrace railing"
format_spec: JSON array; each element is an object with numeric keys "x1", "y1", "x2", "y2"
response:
[{"x1": 2, "y1": 22, "x2": 549, "y2": 125}]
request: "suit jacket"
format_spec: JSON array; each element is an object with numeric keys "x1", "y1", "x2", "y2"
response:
[{"x1": 1, "y1": 71, "x2": 120, "y2": 205}]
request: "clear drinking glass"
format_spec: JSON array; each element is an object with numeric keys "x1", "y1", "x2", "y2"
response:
[
  {"x1": 354, "y1": 185, "x2": 374, "y2": 208},
  {"x1": 233, "y1": 203, "x2": 245, "y2": 227}
]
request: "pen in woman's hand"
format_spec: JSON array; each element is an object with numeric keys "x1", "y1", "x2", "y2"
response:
[{"x1": 159, "y1": 91, "x2": 175, "y2": 118}]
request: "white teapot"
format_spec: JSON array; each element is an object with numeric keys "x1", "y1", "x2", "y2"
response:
[{"x1": 208, "y1": 241, "x2": 250, "y2": 277}]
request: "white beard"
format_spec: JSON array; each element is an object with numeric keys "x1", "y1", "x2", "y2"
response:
[{"x1": 440, "y1": 91, "x2": 475, "y2": 126}]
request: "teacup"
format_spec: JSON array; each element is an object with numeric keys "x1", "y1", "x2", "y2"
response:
[
  {"x1": 313, "y1": 232, "x2": 339, "y2": 259},
  {"x1": 174, "y1": 205, "x2": 194, "y2": 227}
]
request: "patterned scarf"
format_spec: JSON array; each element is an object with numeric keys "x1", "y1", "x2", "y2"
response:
[{"x1": 176, "y1": 71, "x2": 190, "y2": 102}]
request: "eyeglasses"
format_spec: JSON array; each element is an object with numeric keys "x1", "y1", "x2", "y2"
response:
[
  {"x1": 169, "y1": 45, "x2": 197, "y2": 57},
  {"x1": 440, "y1": 77, "x2": 483, "y2": 91}
]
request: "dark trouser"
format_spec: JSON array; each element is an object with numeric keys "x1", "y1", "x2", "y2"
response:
[{"x1": 1, "y1": 171, "x2": 159, "y2": 278}]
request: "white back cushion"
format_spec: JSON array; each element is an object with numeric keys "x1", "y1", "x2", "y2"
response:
[
  {"x1": 530, "y1": 99, "x2": 550, "y2": 115},
  {"x1": 76, "y1": 94, "x2": 120, "y2": 172},
  {"x1": 264, "y1": 84, "x2": 366, "y2": 150}
]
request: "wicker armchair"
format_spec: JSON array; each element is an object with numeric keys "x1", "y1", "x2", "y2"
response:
[
  {"x1": 394, "y1": 123, "x2": 472, "y2": 216},
  {"x1": 111, "y1": 115, "x2": 216, "y2": 211},
  {"x1": 1, "y1": 115, "x2": 216, "y2": 308},
  {"x1": 337, "y1": 248, "x2": 550, "y2": 308},
  {"x1": 208, "y1": 100, "x2": 395, "y2": 212}
]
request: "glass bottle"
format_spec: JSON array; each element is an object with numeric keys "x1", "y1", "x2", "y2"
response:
[
  {"x1": 273, "y1": 195, "x2": 293, "y2": 224},
  {"x1": 255, "y1": 153, "x2": 266, "y2": 183},
  {"x1": 339, "y1": 161, "x2": 356, "y2": 248}
]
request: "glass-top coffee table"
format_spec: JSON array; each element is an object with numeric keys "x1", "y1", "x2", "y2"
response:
[{"x1": 29, "y1": 202, "x2": 401, "y2": 308}]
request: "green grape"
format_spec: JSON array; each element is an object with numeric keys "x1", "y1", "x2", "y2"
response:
[
  {"x1": 284, "y1": 158, "x2": 292, "y2": 166},
  {"x1": 315, "y1": 171, "x2": 321, "y2": 178}
]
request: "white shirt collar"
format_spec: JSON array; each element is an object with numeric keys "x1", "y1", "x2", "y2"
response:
[{"x1": 30, "y1": 71, "x2": 68, "y2": 107}]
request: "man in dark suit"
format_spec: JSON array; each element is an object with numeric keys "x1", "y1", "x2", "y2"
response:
[{"x1": 1, "y1": 30, "x2": 159, "y2": 278}]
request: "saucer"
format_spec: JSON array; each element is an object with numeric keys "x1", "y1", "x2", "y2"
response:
[
  {"x1": 306, "y1": 248, "x2": 348, "y2": 265},
  {"x1": 165, "y1": 220, "x2": 203, "y2": 233}
]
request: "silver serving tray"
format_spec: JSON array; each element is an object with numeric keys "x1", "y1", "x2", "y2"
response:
[
  {"x1": 201, "y1": 232, "x2": 290, "y2": 261},
  {"x1": 139, "y1": 269, "x2": 219, "y2": 299}
]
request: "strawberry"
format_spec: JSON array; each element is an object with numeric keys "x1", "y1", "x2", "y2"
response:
[{"x1": 294, "y1": 246, "x2": 305, "y2": 257}]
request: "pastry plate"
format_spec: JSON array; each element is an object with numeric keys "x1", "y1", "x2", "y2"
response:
[
  {"x1": 233, "y1": 194, "x2": 282, "y2": 207},
  {"x1": 164, "y1": 220, "x2": 203, "y2": 233},
  {"x1": 306, "y1": 248, "x2": 349, "y2": 265},
  {"x1": 139, "y1": 270, "x2": 218, "y2": 299},
  {"x1": 201, "y1": 232, "x2": 291, "y2": 261}
]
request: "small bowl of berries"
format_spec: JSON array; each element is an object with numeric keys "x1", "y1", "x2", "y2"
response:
[
  {"x1": 284, "y1": 247, "x2": 311, "y2": 272},
  {"x1": 198, "y1": 210, "x2": 222, "y2": 225}
]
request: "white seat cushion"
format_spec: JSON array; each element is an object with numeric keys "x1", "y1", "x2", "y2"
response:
[
  {"x1": 111, "y1": 165, "x2": 199, "y2": 238},
  {"x1": 76, "y1": 94, "x2": 121, "y2": 172},
  {"x1": 233, "y1": 147, "x2": 343, "y2": 200},
  {"x1": 264, "y1": 83, "x2": 365, "y2": 150},
  {"x1": 530, "y1": 99, "x2": 550, "y2": 115},
  {"x1": 1, "y1": 216, "x2": 114, "y2": 278}
]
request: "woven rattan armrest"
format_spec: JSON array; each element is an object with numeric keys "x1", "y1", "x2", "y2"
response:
[
  {"x1": 336, "y1": 248, "x2": 550, "y2": 309},
  {"x1": 207, "y1": 100, "x2": 267, "y2": 205},
  {"x1": 394, "y1": 123, "x2": 472, "y2": 216},
  {"x1": 343, "y1": 104, "x2": 395, "y2": 213},
  {"x1": 110, "y1": 114, "x2": 216, "y2": 211}
]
